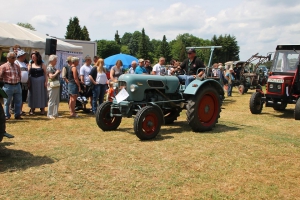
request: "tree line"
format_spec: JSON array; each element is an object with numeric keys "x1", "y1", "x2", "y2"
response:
[{"x1": 18, "y1": 16, "x2": 240, "y2": 65}]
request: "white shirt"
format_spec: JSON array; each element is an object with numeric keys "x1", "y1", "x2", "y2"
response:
[
  {"x1": 80, "y1": 64, "x2": 93, "y2": 85},
  {"x1": 15, "y1": 60, "x2": 28, "y2": 83},
  {"x1": 96, "y1": 72, "x2": 108, "y2": 84},
  {"x1": 152, "y1": 63, "x2": 166, "y2": 75}
]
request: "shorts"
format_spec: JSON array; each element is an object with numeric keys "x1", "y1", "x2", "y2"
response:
[{"x1": 68, "y1": 82, "x2": 78, "y2": 95}]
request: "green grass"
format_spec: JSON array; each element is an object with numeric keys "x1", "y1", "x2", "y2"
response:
[{"x1": 1, "y1": 88, "x2": 300, "y2": 199}]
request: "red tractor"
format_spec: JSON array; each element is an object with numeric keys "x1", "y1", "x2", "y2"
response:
[{"x1": 249, "y1": 45, "x2": 300, "y2": 119}]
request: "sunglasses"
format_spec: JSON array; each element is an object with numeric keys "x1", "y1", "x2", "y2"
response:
[{"x1": 9, "y1": 57, "x2": 16, "y2": 59}]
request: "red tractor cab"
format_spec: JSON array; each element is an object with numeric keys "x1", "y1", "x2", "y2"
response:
[{"x1": 249, "y1": 44, "x2": 300, "y2": 119}]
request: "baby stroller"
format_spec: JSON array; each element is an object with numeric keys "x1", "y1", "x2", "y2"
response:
[{"x1": 75, "y1": 83, "x2": 91, "y2": 113}]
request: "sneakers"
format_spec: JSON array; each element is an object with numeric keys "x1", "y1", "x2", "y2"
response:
[
  {"x1": 48, "y1": 116, "x2": 56, "y2": 119},
  {"x1": 15, "y1": 116, "x2": 23, "y2": 120}
]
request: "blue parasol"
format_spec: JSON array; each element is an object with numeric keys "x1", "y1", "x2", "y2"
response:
[{"x1": 104, "y1": 53, "x2": 138, "y2": 70}]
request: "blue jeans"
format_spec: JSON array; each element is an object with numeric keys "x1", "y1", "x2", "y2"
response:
[
  {"x1": 3, "y1": 83, "x2": 22, "y2": 118},
  {"x1": 227, "y1": 83, "x2": 233, "y2": 96},
  {"x1": 92, "y1": 84, "x2": 107, "y2": 113},
  {"x1": 178, "y1": 75, "x2": 195, "y2": 86}
]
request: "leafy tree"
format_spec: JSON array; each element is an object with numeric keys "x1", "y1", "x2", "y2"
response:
[
  {"x1": 120, "y1": 45, "x2": 130, "y2": 54},
  {"x1": 96, "y1": 40, "x2": 120, "y2": 58},
  {"x1": 169, "y1": 38, "x2": 186, "y2": 61},
  {"x1": 65, "y1": 16, "x2": 82, "y2": 40},
  {"x1": 211, "y1": 34, "x2": 240, "y2": 63},
  {"x1": 128, "y1": 31, "x2": 141, "y2": 56},
  {"x1": 138, "y1": 28, "x2": 149, "y2": 59},
  {"x1": 17, "y1": 22, "x2": 36, "y2": 31},
  {"x1": 149, "y1": 39, "x2": 162, "y2": 61},
  {"x1": 159, "y1": 35, "x2": 171, "y2": 63},
  {"x1": 121, "y1": 32, "x2": 132, "y2": 46},
  {"x1": 114, "y1": 30, "x2": 121, "y2": 45},
  {"x1": 81, "y1": 26, "x2": 91, "y2": 41}
]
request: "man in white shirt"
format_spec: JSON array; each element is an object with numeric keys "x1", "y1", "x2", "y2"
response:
[
  {"x1": 128, "y1": 61, "x2": 137, "y2": 74},
  {"x1": 152, "y1": 57, "x2": 166, "y2": 75},
  {"x1": 80, "y1": 55, "x2": 93, "y2": 107}
]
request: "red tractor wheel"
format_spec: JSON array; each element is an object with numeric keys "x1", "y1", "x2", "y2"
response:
[
  {"x1": 96, "y1": 101, "x2": 122, "y2": 131},
  {"x1": 238, "y1": 85, "x2": 245, "y2": 94},
  {"x1": 186, "y1": 86, "x2": 221, "y2": 132},
  {"x1": 134, "y1": 106, "x2": 163, "y2": 140},
  {"x1": 0, "y1": 103, "x2": 5, "y2": 142}
]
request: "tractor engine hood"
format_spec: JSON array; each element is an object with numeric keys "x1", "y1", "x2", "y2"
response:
[{"x1": 117, "y1": 74, "x2": 180, "y2": 101}]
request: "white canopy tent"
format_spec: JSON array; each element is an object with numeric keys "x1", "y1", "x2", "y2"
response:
[
  {"x1": 0, "y1": 22, "x2": 83, "y2": 52},
  {"x1": 0, "y1": 22, "x2": 84, "y2": 99}
]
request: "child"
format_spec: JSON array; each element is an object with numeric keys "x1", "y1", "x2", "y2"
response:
[{"x1": 107, "y1": 81, "x2": 116, "y2": 102}]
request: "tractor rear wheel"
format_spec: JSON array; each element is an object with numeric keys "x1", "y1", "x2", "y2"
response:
[
  {"x1": 238, "y1": 85, "x2": 245, "y2": 94},
  {"x1": 186, "y1": 86, "x2": 221, "y2": 132},
  {"x1": 0, "y1": 103, "x2": 5, "y2": 142},
  {"x1": 249, "y1": 92, "x2": 263, "y2": 114},
  {"x1": 295, "y1": 98, "x2": 300, "y2": 120},
  {"x1": 134, "y1": 106, "x2": 163, "y2": 140},
  {"x1": 164, "y1": 108, "x2": 181, "y2": 124},
  {"x1": 96, "y1": 101, "x2": 122, "y2": 131}
]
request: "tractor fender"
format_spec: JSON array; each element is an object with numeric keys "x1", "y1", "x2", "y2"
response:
[
  {"x1": 0, "y1": 88, "x2": 8, "y2": 98},
  {"x1": 148, "y1": 102, "x2": 165, "y2": 125},
  {"x1": 184, "y1": 79, "x2": 224, "y2": 96}
]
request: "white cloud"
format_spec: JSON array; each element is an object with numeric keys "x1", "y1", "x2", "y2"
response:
[{"x1": 30, "y1": 15, "x2": 59, "y2": 27}]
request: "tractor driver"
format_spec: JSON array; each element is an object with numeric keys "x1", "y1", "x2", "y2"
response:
[{"x1": 177, "y1": 48, "x2": 206, "y2": 86}]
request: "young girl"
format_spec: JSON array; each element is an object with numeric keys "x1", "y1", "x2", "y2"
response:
[{"x1": 107, "y1": 81, "x2": 115, "y2": 102}]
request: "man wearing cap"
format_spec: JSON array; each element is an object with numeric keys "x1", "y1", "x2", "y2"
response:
[
  {"x1": 135, "y1": 59, "x2": 147, "y2": 74},
  {"x1": 14, "y1": 50, "x2": 29, "y2": 115},
  {"x1": 0, "y1": 52, "x2": 22, "y2": 120},
  {"x1": 178, "y1": 48, "x2": 206, "y2": 86}
]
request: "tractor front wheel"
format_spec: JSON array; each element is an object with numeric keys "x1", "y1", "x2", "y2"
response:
[
  {"x1": 295, "y1": 98, "x2": 300, "y2": 120},
  {"x1": 238, "y1": 85, "x2": 245, "y2": 94},
  {"x1": 249, "y1": 92, "x2": 263, "y2": 114},
  {"x1": 186, "y1": 86, "x2": 221, "y2": 132},
  {"x1": 96, "y1": 101, "x2": 122, "y2": 131},
  {"x1": 0, "y1": 103, "x2": 5, "y2": 142},
  {"x1": 134, "y1": 106, "x2": 163, "y2": 140}
]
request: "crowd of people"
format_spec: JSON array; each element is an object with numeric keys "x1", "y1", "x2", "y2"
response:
[{"x1": 0, "y1": 46, "x2": 237, "y2": 121}]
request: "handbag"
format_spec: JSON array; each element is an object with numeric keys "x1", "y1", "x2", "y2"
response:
[{"x1": 49, "y1": 80, "x2": 60, "y2": 88}]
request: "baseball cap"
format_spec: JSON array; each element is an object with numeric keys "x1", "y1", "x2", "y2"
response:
[
  {"x1": 138, "y1": 59, "x2": 144, "y2": 63},
  {"x1": 187, "y1": 48, "x2": 196, "y2": 54}
]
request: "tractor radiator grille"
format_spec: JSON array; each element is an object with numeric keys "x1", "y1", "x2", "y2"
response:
[{"x1": 268, "y1": 83, "x2": 282, "y2": 93}]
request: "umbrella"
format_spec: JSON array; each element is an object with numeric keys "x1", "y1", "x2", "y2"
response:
[{"x1": 104, "y1": 53, "x2": 138, "y2": 70}]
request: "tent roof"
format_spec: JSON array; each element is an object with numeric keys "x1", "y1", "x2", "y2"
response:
[{"x1": 0, "y1": 22, "x2": 82, "y2": 52}]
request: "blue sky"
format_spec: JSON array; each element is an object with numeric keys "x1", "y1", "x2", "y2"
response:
[{"x1": 1, "y1": 0, "x2": 299, "y2": 60}]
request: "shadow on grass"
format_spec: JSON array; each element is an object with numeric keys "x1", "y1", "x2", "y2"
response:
[
  {"x1": 222, "y1": 98, "x2": 237, "y2": 107},
  {"x1": 0, "y1": 142, "x2": 55, "y2": 173},
  {"x1": 261, "y1": 108, "x2": 294, "y2": 119}
]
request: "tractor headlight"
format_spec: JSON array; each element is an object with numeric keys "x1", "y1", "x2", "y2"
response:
[
  {"x1": 130, "y1": 84, "x2": 138, "y2": 92},
  {"x1": 269, "y1": 84, "x2": 273, "y2": 89},
  {"x1": 277, "y1": 85, "x2": 281, "y2": 90},
  {"x1": 113, "y1": 84, "x2": 118, "y2": 90}
]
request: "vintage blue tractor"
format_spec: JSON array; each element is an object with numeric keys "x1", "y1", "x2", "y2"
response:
[{"x1": 96, "y1": 46, "x2": 225, "y2": 140}]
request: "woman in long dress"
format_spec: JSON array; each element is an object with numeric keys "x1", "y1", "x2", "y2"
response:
[{"x1": 28, "y1": 51, "x2": 48, "y2": 115}]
